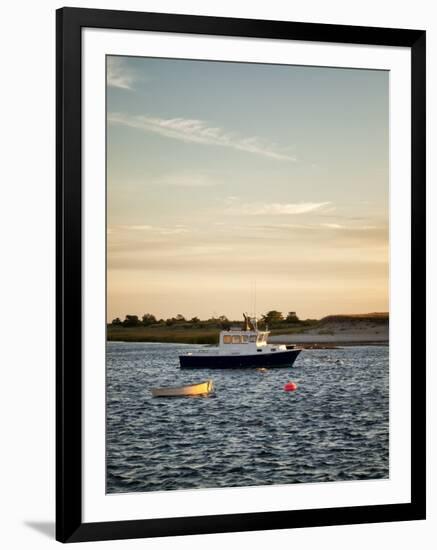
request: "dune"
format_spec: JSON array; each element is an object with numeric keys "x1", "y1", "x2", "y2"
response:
[{"x1": 269, "y1": 314, "x2": 389, "y2": 345}]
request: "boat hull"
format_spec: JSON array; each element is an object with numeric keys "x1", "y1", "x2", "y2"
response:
[
  {"x1": 179, "y1": 349, "x2": 301, "y2": 369},
  {"x1": 151, "y1": 380, "x2": 213, "y2": 397}
]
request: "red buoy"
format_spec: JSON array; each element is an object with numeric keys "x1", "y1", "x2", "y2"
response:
[{"x1": 284, "y1": 381, "x2": 298, "y2": 392}]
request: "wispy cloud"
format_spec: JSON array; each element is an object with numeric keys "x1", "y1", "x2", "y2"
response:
[
  {"x1": 320, "y1": 223, "x2": 378, "y2": 230},
  {"x1": 107, "y1": 58, "x2": 137, "y2": 90},
  {"x1": 112, "y1": 224, "x2": 189, "y2": 236},
  {"x1": 321, "y1": 223, "x2": 343, "y2": 229},
  {"x1": 226, "y1": 202, "x2": 331, "y2": 216},
  {"x1": 257, "y1": 222, "x2": 388, "y2": 247},
  {"x1": 260, "y1": 222, "x2": 383, "y2": 233},
  {"x1": 108, "y1": 112, "x2": 296, "y2": 161},
  {"x1": 154, "y1": 172, "x2": 217, "y2": 188}
]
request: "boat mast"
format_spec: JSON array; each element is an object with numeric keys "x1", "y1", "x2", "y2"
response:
[
  {"x1": 254, "y1": 280, "x2": 257, "y2": 322},
  {"x1": 243, "y1": 312, "x2": 257, "y2": 332}
]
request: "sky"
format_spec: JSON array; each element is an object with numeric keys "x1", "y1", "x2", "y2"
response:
[{"x1": 106, "y1": 55, "x2": 389, "y2": 322}]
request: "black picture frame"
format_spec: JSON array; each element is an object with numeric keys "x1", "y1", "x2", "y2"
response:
[{"x1": 56, "y1": 7, "x2": 426, "y2": 543}]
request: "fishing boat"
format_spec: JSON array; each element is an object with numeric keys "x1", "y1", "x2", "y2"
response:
[
  {"x1": 179, "y1": 314, "x2": 301, "y2": 369},
  {"x1": 151, "y1": 379, "x2": 213, "y2": 397}
]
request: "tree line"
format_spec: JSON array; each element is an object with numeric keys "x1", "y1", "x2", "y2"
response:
[{"x1": 109, "y1": 310, "x2": 303, "y2": 329}]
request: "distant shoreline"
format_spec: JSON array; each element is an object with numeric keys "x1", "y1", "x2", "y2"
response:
[
  {"x1": 269, "y1": 333, "x2": 388, "y2": 346},
  {"x1": 107, "y1": 313, "x2": 389, "y2": 346}
]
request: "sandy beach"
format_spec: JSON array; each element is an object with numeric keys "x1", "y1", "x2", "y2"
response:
[{"x1": 270, "y1": 319, "x2": 388, "y2": 346}]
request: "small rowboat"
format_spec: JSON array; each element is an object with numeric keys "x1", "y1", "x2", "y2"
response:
[{"x1": 151, "y1": 380, "x2": 213, "y2": 398}]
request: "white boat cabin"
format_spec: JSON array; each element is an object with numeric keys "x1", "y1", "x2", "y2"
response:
[
  {"x1": 219, "y1": 330, "x2": 275, "y2": 355},
  {"x1": 215, "y1": 314, "x2": 287, "y2": 356}
]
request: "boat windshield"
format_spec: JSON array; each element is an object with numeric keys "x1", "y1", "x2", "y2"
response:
[{"x1": 223, "y1": 334, "x2": 247, "y2": 344}]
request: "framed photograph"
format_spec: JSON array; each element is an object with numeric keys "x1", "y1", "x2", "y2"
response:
[{"x1": 56, "y1": 7, "x2": 426, "y2": 543}]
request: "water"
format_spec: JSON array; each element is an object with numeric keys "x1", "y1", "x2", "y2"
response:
[{"x1": 106, "y1": 342, "x2": 389, "y2": 493}]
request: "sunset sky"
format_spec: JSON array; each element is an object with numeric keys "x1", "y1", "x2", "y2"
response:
[{"x1": 106, "y1": 55, "x2": 389, "y2": 322}]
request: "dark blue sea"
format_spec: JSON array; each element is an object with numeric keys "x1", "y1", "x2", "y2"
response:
[{"x1": 106, "y1": 342, "x2": 389, "y2": 493}]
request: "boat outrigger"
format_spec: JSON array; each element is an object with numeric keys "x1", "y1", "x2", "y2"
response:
[{"x1": 179, "y1": 314, "x2": 301, "y2": 369}]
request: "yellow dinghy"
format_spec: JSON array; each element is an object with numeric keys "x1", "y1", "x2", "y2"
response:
[{"x1": 151, "y1": 380, "x2": 213, "y2": 398}]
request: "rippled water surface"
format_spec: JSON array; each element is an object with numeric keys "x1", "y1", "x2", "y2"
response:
[{"x1": 107, "y1": 342, "x2": 389, "y2": 493}]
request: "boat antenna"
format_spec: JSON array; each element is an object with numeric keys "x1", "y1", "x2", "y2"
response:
[{"x1": 251, "y1": 280, "x2": 257, "y2": 319}]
